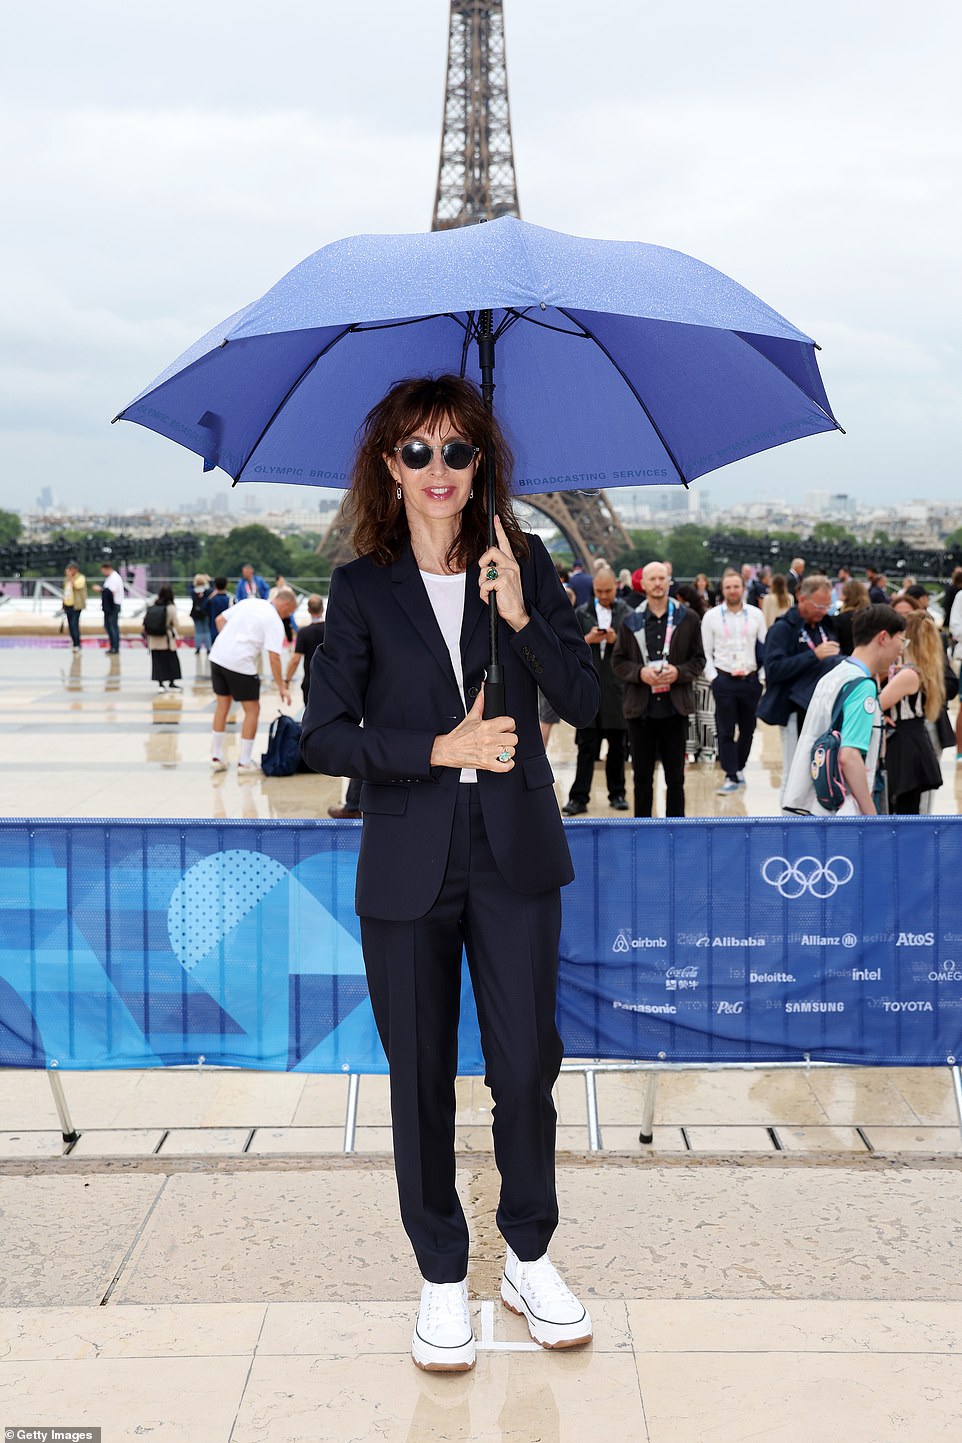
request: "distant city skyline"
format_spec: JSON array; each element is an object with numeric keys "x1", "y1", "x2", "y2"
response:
[{"x1": 1, "y1": 1, "x2": 958, "y2": 514}]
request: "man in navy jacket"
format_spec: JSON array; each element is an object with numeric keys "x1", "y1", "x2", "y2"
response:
[{"x1": 758, "y1": 573, "x2": 841, "y2": 799}]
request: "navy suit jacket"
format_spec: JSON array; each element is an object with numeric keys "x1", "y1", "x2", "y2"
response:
[{"x1": 300, "y1": 535, "x2": 600, "y2": 921}]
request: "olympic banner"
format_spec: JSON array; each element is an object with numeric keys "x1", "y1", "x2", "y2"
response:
[{"x1": 1, "y1": 818, "x2": 961, "y2": 1072}]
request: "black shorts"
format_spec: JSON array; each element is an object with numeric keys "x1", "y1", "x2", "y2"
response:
[{"x1": 210, "y1": 662, "x2": 260, "y2": 702}]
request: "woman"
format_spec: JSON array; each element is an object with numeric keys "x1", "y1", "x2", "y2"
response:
[
  {"x1": 62, "y1": 561, "x2": 87, "y2": 652},
  {"x1": 300, "y1": 376, "x2": 598, "y2": 1372},
  {"x1": 878, "y1": 610, "x2": 944, "y2": 813},
  {"x1": 760, "y1": 572, "x2": 791, "y2": 628},
  {"x1": 834, "y1": 579, "x2": 870, "y2": 655},
  {"x1": 144, "y1": 585, "x2": 181, "y2": 689},
  {"x1": 189, "y1": 573, "x2": 212, "y2": 658}
]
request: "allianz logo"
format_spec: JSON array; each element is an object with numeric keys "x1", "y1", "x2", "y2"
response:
[
  {"x1": 611, "y1": 930, "x2": 667, "y2": 953},
  {"x1": 798, "y1": 932, "x2": 858, "y2": 948}
]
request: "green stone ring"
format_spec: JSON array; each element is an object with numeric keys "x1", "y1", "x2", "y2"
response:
[
  {"x1": 486, "y1": 565, "x2": 499, "y2": 581},
  {"x1": 497, "y1": 749, "x2": 511, "y2": 763}
]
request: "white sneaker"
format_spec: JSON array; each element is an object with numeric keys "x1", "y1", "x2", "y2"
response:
[
  {"x1": 210, "y1": 757, "x2": 228, "y2": 772},
  {"x1": 412, "y1": 1280, "x2": 476, "y2": 1372},
  {"x1": 237, "y1": 760, "x2": 260, "y2": 772},
  {"x1": 501, "y1": 1247, "x2": 592, "y2": 1349}
]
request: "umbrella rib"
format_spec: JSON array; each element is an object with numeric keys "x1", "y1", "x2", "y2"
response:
[
  {"x1": 231, "y1": 325, "x2": 361, "y2": 482},
  {"x1": 555, "y1": 308, "x2": 688, "y2": 485},
  {"x1": 236, "y1": 313, "x2": 474, "y2": 481}
]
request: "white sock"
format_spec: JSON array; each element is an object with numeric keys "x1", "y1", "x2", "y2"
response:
[
  {"x1": 239, "y1": 738, "x2": 254, "y2": 765},
  {"x1": 211, "y1": 731, "x2": 225, "y2": 761}
]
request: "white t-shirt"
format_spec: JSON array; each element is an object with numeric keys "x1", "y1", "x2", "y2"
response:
[
  {"x1": 209, "y1": 597, "x2": 285, "y2": 675},
  {"x1": 419, "y1": 569, "x2": 477, "y2": 784},
  {"x1": 101, "y1": 571, "x2": 124, "y2": 605}
]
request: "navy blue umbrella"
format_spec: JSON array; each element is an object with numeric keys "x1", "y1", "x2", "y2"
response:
[{"x1": 115, "y1": 216, "x2": 841, "y2": 712}]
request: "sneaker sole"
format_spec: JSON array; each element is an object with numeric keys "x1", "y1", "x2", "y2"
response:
[
  {"x1": 411, "y1": 1336, "x2": 476, "y2": 1372},
  {"x1": 500, "y1": 1277, "x2": 592, "y2": 1350}
]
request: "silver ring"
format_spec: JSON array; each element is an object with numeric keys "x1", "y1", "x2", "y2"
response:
[{"x1": 497, "y1": 749, "x2": 511, "y2": 763}]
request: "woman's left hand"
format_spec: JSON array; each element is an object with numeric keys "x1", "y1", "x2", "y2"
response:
[{"x1": 479, "y1": 515, "x2": 530, "y2": 633}]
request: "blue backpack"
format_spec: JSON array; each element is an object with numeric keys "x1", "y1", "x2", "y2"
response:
[
  {"x1": 261, "y1": 714, "x2": 303, "y2": 777},
  {"x1": 809, "y1": 678, "x2": 869, "y2": 811}
]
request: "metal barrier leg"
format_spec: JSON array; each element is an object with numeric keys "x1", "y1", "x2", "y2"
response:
[
  {"x1": 343, "y1": 1073, "x2": 360, "y2": 1155},
  {"x1": 584, "y1": 1068, "x2": 602, "y2": 1152},
  {"x1": 951, "y1": 1066, "x2": 962, "y2": 1149},
  {"x1": 639, "y1": 1071, "x2": 660, "y2": 1145},
  {"x1": 47, "y1": 1070, "x2": 79, "y2": 1144}
]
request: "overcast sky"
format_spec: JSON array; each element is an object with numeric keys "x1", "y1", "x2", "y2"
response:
[{"x1": 1, "y1": 0, "x2": 959, "y2": 518}]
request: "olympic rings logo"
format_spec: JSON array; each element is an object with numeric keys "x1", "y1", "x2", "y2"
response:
[{"x1": 761, "y1": 855, "x2": 855, "y2": 899}]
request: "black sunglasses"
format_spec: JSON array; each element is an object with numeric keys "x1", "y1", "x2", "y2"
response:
[{"x1": 393, "y1": 440, "x2": 480, "y2": 471}]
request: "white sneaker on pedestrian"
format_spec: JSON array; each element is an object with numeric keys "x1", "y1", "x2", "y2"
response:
[
  {"x1": 412, "y1": 1280, "x2": 476, "y2": 1371},
  {"x1": 210, "y1": 757, "x2": 228, "y2": 772},
  {"x1": 237, "y1": 760, "x2": 260, "y2": 772},
  {"x1": 716, "y1": 777, "x2": 740, "y2": 794},
  {"x1": 736, "y1": 771, "x2": 747, "y2": 786},
  {"x1": 501, "y1": 1247, "x2": 592, "y2": 1349}
]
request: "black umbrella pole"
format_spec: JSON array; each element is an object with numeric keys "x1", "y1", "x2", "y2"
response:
[{"x1": 478, "y1": 312, "x2": 505, "y2": 719}]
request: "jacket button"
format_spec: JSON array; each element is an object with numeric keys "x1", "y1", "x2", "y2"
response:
[{"x1": 467, "y1": 685, "x2": 479, "y2": 698}]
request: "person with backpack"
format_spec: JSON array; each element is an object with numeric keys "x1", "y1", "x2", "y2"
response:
[
  {"x1": 189, "y1": 573, "x2": 213, "y2": 660},
  {"x1": 143, "y1": 585, "x2": 181, "y2": 690},
  {"x1": 783, "y1": 605, "x2": 906, "y2": 816}
]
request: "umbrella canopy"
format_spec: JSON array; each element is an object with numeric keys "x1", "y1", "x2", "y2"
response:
[{"x1": 115, "y1": 217, "x2": 840, "y2": 495}]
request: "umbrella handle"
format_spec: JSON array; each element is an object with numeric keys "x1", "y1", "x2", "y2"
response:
[{"x1": 478, "y1": 311, "x2": 506, "y2": 719}]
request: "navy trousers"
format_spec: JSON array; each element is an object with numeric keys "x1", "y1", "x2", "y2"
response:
[
  {"x1": 711, "y1": 671, "x2": 762, "y2": 780},
  {"x1": 360, "y1": 787, "x2": 563, "y2": 1283}
]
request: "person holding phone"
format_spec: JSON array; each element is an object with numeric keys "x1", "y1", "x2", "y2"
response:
[{"x1": 562, "y1": 566, "x2": 630, "y2": 814}]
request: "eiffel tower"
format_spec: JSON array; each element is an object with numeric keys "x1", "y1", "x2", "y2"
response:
[{"x1": 320, "y1": 0, "x2": 631, "y2": 570}]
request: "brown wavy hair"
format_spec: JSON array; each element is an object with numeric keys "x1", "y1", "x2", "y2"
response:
[{"x1": 342, "y1": 375, "x2": 530, "y2": 570}]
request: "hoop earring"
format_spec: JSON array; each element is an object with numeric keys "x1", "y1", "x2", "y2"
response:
[{"x1": 396, "y1": 486, "x2": 402, "y2": 501}]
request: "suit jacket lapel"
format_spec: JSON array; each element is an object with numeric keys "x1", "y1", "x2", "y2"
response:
[
  {"x1": 459, "y1": 559, "x2": 487, "y2": 667},
  {"x1": 391, "y1": 546, "x2": 462, "y2": 697}
]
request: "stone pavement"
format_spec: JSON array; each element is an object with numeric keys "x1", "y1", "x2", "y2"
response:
[{"x1": 1, "y1": 642, "x2": 962, "y2": 1440}]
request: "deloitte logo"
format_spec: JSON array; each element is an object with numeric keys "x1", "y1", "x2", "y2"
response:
[{"x1": 611, "y1": 930, "x2": 668, "y2": 953}]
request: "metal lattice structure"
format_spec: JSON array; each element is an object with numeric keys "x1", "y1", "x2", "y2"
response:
[
  {"x1": 319, "y1": 0, "x2": 630, "y2": 571},
  {"x1": 432, "y1": 0, "x2": 521, "y2": 230}
]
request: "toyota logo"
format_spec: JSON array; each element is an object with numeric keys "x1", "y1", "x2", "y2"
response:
[{"x1": 761, "y1": 855, "x2": 855, "y2": 899}]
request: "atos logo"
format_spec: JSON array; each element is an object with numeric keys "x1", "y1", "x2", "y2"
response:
[{"x1": 896, "y1": 932, "x2": 935, "y2": 947}]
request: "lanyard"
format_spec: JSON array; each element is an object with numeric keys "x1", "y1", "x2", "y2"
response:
[
  {"x1": 637, "y1": 601, "x2": 676, "y2": 666},
  {"x1": 801, "y1": 624, "x2": 827, "y2": 653},
  {"x1": 719, "y1": 605, "x2": 749, "y2": 642}
]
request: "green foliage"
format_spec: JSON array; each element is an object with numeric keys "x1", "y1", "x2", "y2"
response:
[
  {"x1": 812, "y1": 521, "x2": 856, "y2": 543},
  {"x1": 199, "y1": 524, "x2": 293, "y2": 578},
  {"x1": 0, "y1": 509, "x2": 23, "y2": 546},
  {"x1": 609, "y1": 528, "x2": 668, "y2": 573}
]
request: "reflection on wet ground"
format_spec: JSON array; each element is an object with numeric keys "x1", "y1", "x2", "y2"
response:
[{"x1": 4, "y1": 644, "x2": 960, "y2": 820}]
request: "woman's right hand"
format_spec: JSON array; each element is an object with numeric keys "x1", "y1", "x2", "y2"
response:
[{"x1": 430, "y1": 689, "x2": 518, "y2": 772}]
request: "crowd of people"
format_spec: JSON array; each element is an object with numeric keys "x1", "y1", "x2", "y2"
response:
[
  {"x1": 57, "y1": 549, "x2": 962, "y2": 813},
  {"x1": 552, "y1": 554, "x2": 962, "y2": 819}
]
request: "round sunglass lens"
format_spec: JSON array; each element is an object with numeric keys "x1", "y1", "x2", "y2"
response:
[
  {"x1": 441, "y1": 443, "x2": 477, "y2": 470},
  {"x1": 399, "y1": 442, "x2": 432, "y2": 469}
]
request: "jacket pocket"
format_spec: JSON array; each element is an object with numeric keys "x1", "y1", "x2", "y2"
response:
[
  {"x1": 359, "y1": 783, "x2": 409, "y2": 815},
  {"x1": 521, "y1": 754, "x2": 555, "y2": 790}
]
